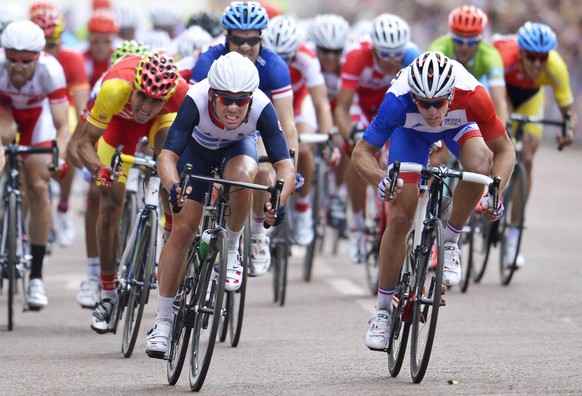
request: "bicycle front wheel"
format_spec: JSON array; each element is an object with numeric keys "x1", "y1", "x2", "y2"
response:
[
  {"x1": 499, "y1": 162, "x2": 527, "y2": 286},
  {"x1": 189, "y1": 229, "x2": 226, "y2": 392},
  {"x1": 4, "y1": 193, "x2": 17, "y2": 330},
  {"x1": 272, "y1": 218, "x2": 289, "y2": 306},
  {"x1": 471, "y1": 210, "x2": 491, "y2": 283},
  {"x1": 121, "y1": 212, "x2": 155, "y2": 358},
  {"x1": 229, "y1": 224, "x2": 249, "y2": 347},
  {"x1": 459, "y1": 214, "x2": 475, "y2": 293},
  {"x1": 410, "y1": 220, "x2": 444, "y2": 383}
]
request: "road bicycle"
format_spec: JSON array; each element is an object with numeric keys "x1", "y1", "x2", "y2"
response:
[
  {"x1": 0, "y1": 140, "x2": 58, "y2": 331},
  {"x1": 165, "y1": 165, "x2": 284, "y2": 391},
  {"x1": 472, "y1": 113, "x2": 570, "y2": 286},
  {"x1": 101, "y1": 147, "x2": 160, "y2": 358},
  {"x1": 386, "y1": 161, "x2": 499, "y2": 383}
]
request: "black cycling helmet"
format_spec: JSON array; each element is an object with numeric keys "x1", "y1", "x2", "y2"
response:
[{"x1": 187, "y1": 11, "x2": 222, "y2": 38}]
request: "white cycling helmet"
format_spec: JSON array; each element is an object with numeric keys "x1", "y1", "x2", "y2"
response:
[
  {"x1": 371, "y1": 13, "x2": 410, "y2": 52},
  {"x1": 262, "y1": 15, "x2": 300, "y2": 55},
  {"x1": 176, "y1": 25, "x2": 212, "y2": 59},
  {"x1": 115, "y1": 4, "x2": 142, "y2": 30},
  {"x1": 150, "y1": 5, "x2": 182, "y2": 29},
  {"x1": 208, "y1": 51, "x2": 259, "y2": 93},
  {"x1": 309, "y1": 14, "x2": 350, "y2": 50},
  {"x1": 1, "y1": 20, "x2": 46, "y2": 52},
  {"x1": 408, "y1": 51, "x2": 456, "y2": 99}
]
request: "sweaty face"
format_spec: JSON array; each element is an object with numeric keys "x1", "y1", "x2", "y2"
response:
[
  {"x1": 4, "y1": 49, "x2": 40, "y2": 89},
  {"x1": 226, "y1": 29, "x2": 262, "y2": 63},
  {"x1": 130, "y1": 90, "x2": 165, "y2": 124},
  {"x1": 210, "y1": 90, "x2": 252, "y2": 130}
]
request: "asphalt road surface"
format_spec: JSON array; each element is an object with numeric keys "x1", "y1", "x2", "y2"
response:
[{"x1": 1, "y1": 142, "x2": 581, "y2": 395}]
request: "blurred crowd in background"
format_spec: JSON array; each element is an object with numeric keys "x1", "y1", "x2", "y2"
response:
[{"x1": 1, "y1": 0, "x2": 581, "y2": 142}]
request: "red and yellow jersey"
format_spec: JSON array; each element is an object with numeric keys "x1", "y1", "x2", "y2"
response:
[
  {"x1": 87, "y1": 55, "x2": 189, "y2": 130},
  {"x1": 56, "y1": 47, "x2": 90, "y2": 103},
  {"x1": 494, "y1": 38, "x2": 573, "y2": 109}
]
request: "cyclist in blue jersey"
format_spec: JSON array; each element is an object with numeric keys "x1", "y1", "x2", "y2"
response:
[
  {"x1": 146, "y1": 52, "x2": 295, "y2": 356},
  {"x1": 192, "y1": 1, "x2": 298, "y2": 277}
]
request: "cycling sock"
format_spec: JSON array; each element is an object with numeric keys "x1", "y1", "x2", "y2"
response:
[
  {"x1": 226, "y1": 224, "x2": 242, "y2": 252},
  {"x1": 87, "y1": 257, "x2": 100, "y2": 280},
  {"x1": 29, "y1": 244, "x2": 46, "y2": 279},
  {"x1": 250, "y1": 213, "x2": 266, "y2": 236},
  {"x1": 57, "y1": 199, "x2": 69, "y2": 213},
  {"x1": 444, "y1": 221, "x2": 462, "y2": 243},
  {"x1": 351, "y1": 210, "x2": 364, "y2": 231},
  {"x1": 376, "y1": 287, "x2": 395, "y2": 313},
  {"x1": 100, "y1": 272, "x2": 116, "y2": 302},
  {"x1": 164, "y1": 213, "x2": 173, "y2": 232},
  {"x1": 156, "y1": 296, "x2": 174, "y2": 322},
  {"x1": 295, "y1": 195, "x2": 310, "y2": 212}
]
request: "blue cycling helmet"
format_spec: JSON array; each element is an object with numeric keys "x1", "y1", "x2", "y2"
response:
[
  {"x1": 221, "y1": 1, "x2": 269, "y2": 31},
  {"x1": 517, "y1": 22, "x2": 557, "y2": 53}
]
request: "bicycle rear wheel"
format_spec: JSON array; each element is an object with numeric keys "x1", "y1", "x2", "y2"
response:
[
  {"x1": 303, "y1": 160, "x2": 325, "y2": 282},
  {"x1": 272, "y1": 218, "x2": 289, "y2": 306},
  {"x1": 499, "y1": 162, "x2": 527, "y2": 286},
  {"x1": 189, "y1": 229, "x2": 226, "y2": 391},
  {"x1": 471, "y1": 210, "x2": 491, "y2": 283},
  {"x1": 166, "y1": 249, "x2": 197, "y2": 385},
  {"x1": 121, "y1": 213, "x2": 155, "y2": 358},
  {"x1": 363, "y1": 186, "x2": 381, "y2": 295},
  {"x1": 410, "y1": 220, "x2": 444, "y2": 383}
]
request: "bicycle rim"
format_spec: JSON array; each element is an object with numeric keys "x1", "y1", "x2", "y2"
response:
[
  {"x1": 410, "y1": 221, "x2": 444, "y2": 383},
  {"x1": 499, "y1": 163, "x2": 527, "y2": 286},
  {"x1": 364, "y1": 244, "x2": 380, "y2": 296},
  {"x1": 189, "y1": 229, "x2": 226, "y2": 391},
  {"x1": 122, "y1": 215, "x2": 154, "y2": 358},
  {"x1": 471, "y1": 211, "x2": 491, "y2": 283}
]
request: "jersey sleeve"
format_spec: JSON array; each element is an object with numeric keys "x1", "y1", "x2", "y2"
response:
[
  {"x1": 465, "y1": 85, "x2": 506, "y2": 141},
  {"x1": 87, "y1": 79, "x2": 132, "y2": 129},
  {"x1": 163, "y1": 95, "x2": 200, "y2": 156},
  {"x1": 339, "y1": 49, "x2": 365, "y2": 92},
  {"x1": 256, "y1": 103, "x2": 291, "y2": 163},
  {"x1": 363, "y1": 92, "x2": 404, "y2": 147},
  {"x1": 546, "y1": 51, "x2": 574, "y2": 107}
]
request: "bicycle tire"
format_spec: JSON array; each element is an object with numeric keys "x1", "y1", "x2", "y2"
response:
[
  {"x1": 121, "y1": 213, "x2": 155, "y2": 358},
  {"x1": 272, "y1": 218, "x2": 289, "y2": 306},
  {"x1": 459, "y1": 213, "x2": 475, "y2": 293},
  {"x1": 303, "y1": 160, "x2": 325, "y2": 282},
  {"x1": 499, "y1": 162, "x2": 527, "y2": 286},
  {"x1": 471, "y1": 210, "x2": 491, "y2": 283},
  {"x1": 5, "y1": 193, "x2": 17, "y2": 330},
  {"x1": 166, "y1": 248, "x2": 197, "y2": 385},
  {"x1": 387, "y1": 231, "x2": 413, "y2": 377},
  {"x1": 189, "y1": 229, "x2": 227, "y2": 391},
  {"x1": 229, "y1": 224, "x2": 249, "y2": 347},
  {"x1": 364, "y1": 193, "x2": 384, "y2": 295},
  {"x1": 410, "y1": 220, "x2": 444, "y2": 383},
  {"x1": 118, "y1": 192, "x2": 138, "y2": 263}
]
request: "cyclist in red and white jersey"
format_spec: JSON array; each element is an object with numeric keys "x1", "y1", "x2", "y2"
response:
[
  {"x1": 0, "y1": 20, "x2": 70, "y2": 310},
  {"x1": 334, "y1": 13, "x2": 420, "y2": 263},
  {"x1": 263, "y1": 15, "x2": 334, "y2": 245},
  {"x1": 83, "y1": 9, "x2": 119, "y2": 87}
]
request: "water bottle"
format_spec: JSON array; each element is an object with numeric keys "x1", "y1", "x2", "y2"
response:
[{"x1": 195, "y1": 230, "x2": 212, "y2": 269}]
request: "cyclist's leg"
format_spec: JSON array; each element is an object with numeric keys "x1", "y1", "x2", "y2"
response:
[
  {"x1": 0, "y1": 107, "x2": 18, "y2": 146},
  {"x1": 150, "y1": 117, "x2": 174, "y2": 238}
]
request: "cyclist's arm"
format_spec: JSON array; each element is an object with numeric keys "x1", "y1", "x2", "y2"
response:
[
  {"x1": 485, "y1": 132, "x2": 514, "y2": 194},
  {"x1": 66, "y1": 119, "x2": 86, "y2": 169},
  {"x1": 77, "y1": 121, "x2": 106, "y2": 174},
  {"x1": 157, "y1": 149, "x2": 181, "y2": 193},
  {"x1": 272, "y1": 95, "x2": 298, "y2": 163},
  {"x1": 49, "y1": 100, "x2": 71, "y2": 160},
  {"x1": 0, "y1": 141, "x2": 5, "y2": 173},
  {"x1": 308, "y1": 83, "x2": 334, "y2": 136},
  {"x1": 489, "y1": 85, "x2": 509, "y2": 125},
  {"x1": 334, "y1": 87, "x2": 356, "y2": 139},
  {"x1": 351, "y1": 138, "x2": 383, "y2": 187}
]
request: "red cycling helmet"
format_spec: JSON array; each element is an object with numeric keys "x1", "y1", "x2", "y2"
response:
[
  {"x1": 31, "y1": 10, "x2": 65, "y2": 42},
  {"x1": 448, "y1": 5, "x2": 488, "y2": 36},
  {"x1": 134, "y1": 52, "x2": 179, "y2": 101},
  {"x1": 88, "y1": 9, "x2": 119, "y2": 34},
  {"x1": 29, "y1": 2, "x2": 56, "y2": 18}
]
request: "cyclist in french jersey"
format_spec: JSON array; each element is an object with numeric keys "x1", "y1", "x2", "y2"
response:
[
  {"x1": 352, "y1": 52, "x2": 512, "y2": 351},
  {"x1": 76, "y1": 52, "x2": 188, "y2": 335},
  {"x1": 493, "y1": 21, "x2": 577, "y2": 267},
  {"x1": 146, "y1": 52, "x2": 294, "y2": 357},
  {"x1": 0, "y1": 20, "x2": 70, "y2": 310},
  {"x1": 192, "y1": 1, "x2": 298, "y2": 277},
  {"x1": 32, "y1": 5, "x2": 91, "y2": 248},
  {"x1": 335, "y1": 13, "x2": 420, "y2": 263},
  {"x1": 263, "y1": 15, "x2": 334, "y2": 246}
]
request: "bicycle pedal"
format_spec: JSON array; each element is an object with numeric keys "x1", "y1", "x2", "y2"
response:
[{"x1": 146, "y1": 350, "x2": 167, "y2": 360}]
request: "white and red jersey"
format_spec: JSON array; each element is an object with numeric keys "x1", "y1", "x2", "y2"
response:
[{"x1": 0, "y1": 49, "x2": 68, "y2": 145}]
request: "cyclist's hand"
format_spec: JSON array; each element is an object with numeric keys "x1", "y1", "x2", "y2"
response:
[
  {"x1": 295, "y1": 172, "x2": 305, "y2": 192},
  {"x1": 378, "y1": 176, "x2": 403, "y2": 201},
  {"x1": 94, "y1": 165, "x2": 115, "y2": 187},
  {"x1": 557, "y1": 130, "x2": 574, "y2": 150},
  {"x1": 264, "y1": 201, "x2": 286, "y2": 226},
  {"x1": 169, "y1": 182, "x2": 191, "y2": 214},
  {"x1": 479, "y1": 195, "x2": 504, "y2": 222},
  {"x1": 48, "y1": 158, "x2": 68, "y2": 180}
]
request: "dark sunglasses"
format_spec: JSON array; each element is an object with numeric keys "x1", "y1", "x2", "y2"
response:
[
  {"x1": 413, "y1": 95, "x2": 451, "y2": 110},
  {"x1": 523, "y1": 51, "x2": 549, "y2": 62},
  {"x1": 317, "y1": 47, "x2": 343, "y2": 55},
  {"x1": 376, "y1": 49, "x2": 405, "y2": 60},
  {"x1": 451, "y1": 33, "x2": 482, "y2": 46},
  {"x1": 5, "y1": 54, "x2": 39, "y2": 67},
  {"x1": 213, "y1": 92, "x2": 252, "y2": 107},
  {"x1": 227, "y1": 35, "x2": 262, "y2": 47}
]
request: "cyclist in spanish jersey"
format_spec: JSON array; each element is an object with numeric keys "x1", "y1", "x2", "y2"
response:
[
  {"x1": 76, "y1": 52, "x2": 189, "y2": 334},
  {"x1": 352, "y1": 52, "x2": 513, "y2": 351},
  {"x1": 0, "y1": 20, "x2": 70, "y2": 310},
  {"x1": 334, "y1": 13, "x2": 420, "y2": 263},
  {"x1": 145, "y1": 52, "x2": 294, "y2": 356},
  {"x1": 31, "y1": 5, "x2": 91, "y2": 247},
  {"x1": 262, "y1": 15, "x2": 334, "y2": 245},
  {"x1": 493, "y1": 22, "x2": 578, "y2": 266},
  {"x1": 192, "y1": 1, "x2": 298, "y2": 277},
  {"x1": 308, "y1": 14, "x2": 352, "y2": 231}
]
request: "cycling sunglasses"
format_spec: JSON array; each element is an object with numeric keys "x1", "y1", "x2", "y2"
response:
[
  {"x1": 317, "y1": 47, "x2": 343, "y2": 55},
  {"x1": 213, "y1": 91, "x2": 252, "y2": 107},
  {"x1": 227, "y1": 35, "x2": 262, "y2": 47},
  {"x1": 376, "y1": 49, "x2": 405, "y2": 60},
  {"x1": 5, "y1": 53, "x2": 39, "y2": 67},
  {"x1": 450, "y1": 33, "x2": 482, "y2": 46},
  {"x1": 413, "y1": 95, "x2": 451, "y2": 110},
  {"x1": 523, "y1": 50, "x2": 549, "y2": 62}
]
